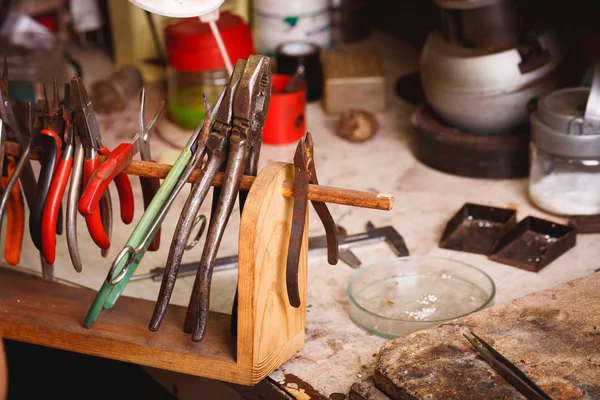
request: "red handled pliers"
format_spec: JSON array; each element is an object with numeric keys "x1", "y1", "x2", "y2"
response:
[
  {"x1": 78, "y1": 87, "x2": 163, "y2": 229},
  {"x1": 41, "y1": 84, "x2": 74, "y2": 265},
  {"x1": 71, "y1": 77, "x2": 134, "y2": 250},
  {"x1": 29, "y1": 82, "x2": 64, "y2": 251}
]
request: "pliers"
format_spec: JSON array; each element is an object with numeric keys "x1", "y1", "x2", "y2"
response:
[
  {"x1": 78, "y1": 88, "x2": 163, "y2": 229},
  {"x1": 0, "y1": 62, "x2": 34, "y2": 240},
  {"x1": 71, "y1": 77, "x2": 134, "y2": 250},
  {"x1": 1, "y1": 153, "x2": 24, "y2": 265},
  {"x1": 29, "y1": 82, "x2": 64, "y2": 251},
  {"x1": 149, "y1": 58, "x2": 248, "y2": 332},
  {"x1": 0, "y1": 60, "x2": 53, "y2": 278},
  {"x1": 184, "y1": 55, "x2": 272, "y2": 342},
  {"x1": 286, "y1": 132, "x2": 338, "y2": 308},
  {"x1": 137, "y1": 88, "x2": 164, "y2": 252},
  {"x1": 41, "y1": 84, "x2": 74, "y2": 265},
  {"x1": 82, "y1": 89, "x2": 227, "y2": 328},
  {"x1": 0, "y1": 62, "x2": 36, "y2": 267}
]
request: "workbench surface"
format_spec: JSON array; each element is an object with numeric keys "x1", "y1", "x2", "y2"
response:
[{"x1": 5, "y1": 33, "x2": 600, "y2": 399}]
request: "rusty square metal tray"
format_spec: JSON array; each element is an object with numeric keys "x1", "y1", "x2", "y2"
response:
[
  {"x1": 489, "y1": 216, "x2": 576, "y2": 272},
  {"x1": 439, "y1": 203, "x2": 517, "y2": 255}
]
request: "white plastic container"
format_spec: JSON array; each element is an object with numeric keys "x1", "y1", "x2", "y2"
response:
[{"x1": 252, "y1": 0, "x2": 331, "y2": 55}]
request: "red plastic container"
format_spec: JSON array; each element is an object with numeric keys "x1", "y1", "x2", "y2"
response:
[
  {"x1": 263, "y1": 74, "x2": 307, "y2": 145},
  {"x1": 164, "y1": 12, "x2": 254, "y2": 72}
]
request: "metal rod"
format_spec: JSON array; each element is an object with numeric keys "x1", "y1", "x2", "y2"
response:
[{"x1": 130, "y1": 223, "x2": 407, "y2": 282}]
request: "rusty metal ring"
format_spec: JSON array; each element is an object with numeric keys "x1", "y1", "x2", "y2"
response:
[{"x1": 185, "y1": 214, "x2": 207, "y2": 251}]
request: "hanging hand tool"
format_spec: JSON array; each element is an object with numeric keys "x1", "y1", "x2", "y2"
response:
[
  {"x1": 77, "y1": 87, "x2": 162, "y2": 227},
  {"x1": 29, "y1": 82, "x2": 64, "y2": 251},
  {"x1": 41, "y1": 84, "x2": 74, "y2": 265},
  {"x1": 71, "y1": 77, "x2": 133, "y2": 250},
  {"x1": 149, "y1": 59, "x2": 247, "y2": 332},
  {"x1": 66, "y1": 82, "x2": 113, "y2": 270},
  {"x1": 137, "y1": 88, "x2": 164, "y2": 251},
  {"x1": 1, "y1": 154, "x2": 24, "y2": 265},
  {"x1": 66, "y1": 126, "x2": 85, "y2": 272},
  {"x1": 286, "y1": 131, "x2": 339, "y2": 308},
  {"x1": 0, "y1": 62, "x2": 34, "y2": 232},
  {"x1": 82, "y1": 89, "x2": 227, "y2": 329},
  {"x1": 0, "y1": 71, "x2": 26, "y2": 266},
  {"x1": 184, "y1": 55, "x2": 272, "y2": 342}
]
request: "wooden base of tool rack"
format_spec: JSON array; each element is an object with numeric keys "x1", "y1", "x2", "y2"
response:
[{"x1": 0, "y1": 162, "x2": 308, "y2": 386}]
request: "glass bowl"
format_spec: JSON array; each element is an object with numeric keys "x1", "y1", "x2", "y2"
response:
[{"x1": 347, "y1": 256, "x2": 496, "y2": 339}]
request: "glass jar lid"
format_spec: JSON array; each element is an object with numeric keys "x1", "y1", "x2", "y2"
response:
[{"x1": 532, "y1": 62, "x2": 600, "y2": 158}]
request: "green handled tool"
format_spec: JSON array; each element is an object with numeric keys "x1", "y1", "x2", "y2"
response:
[{"x1": 83, "y1": 90, "x2": 226, "y2": 328}]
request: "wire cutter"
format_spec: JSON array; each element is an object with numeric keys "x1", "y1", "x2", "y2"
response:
[
  {"x1": 286, "y1": 131, "x2": 339, "y2": 308},
  {"x1": 41, "y1": 84, "x2": 75, "y2": 265},
  {"x1": 71, "y1": 77, "x2": 134, "y2": 250},
  {"x1": 29, "y1": 82, "x2": 64, "y2": 251},
  {"x1": 149, "y1": 58, "x2": 248, "y2": 332},
  {"x1": 82, "y1": 88, "x2": 227, "y2": 329},
  {"x1": 184, "y1": 55, "x2": 272, "y2": 342},
  {"x1": 77, "y1": 88, "x2": 163, "y2": 228}
]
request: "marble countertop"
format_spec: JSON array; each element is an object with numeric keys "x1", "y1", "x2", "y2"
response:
[{"x1": 4, "y1": 32, "x2": 599, "y2": 399}]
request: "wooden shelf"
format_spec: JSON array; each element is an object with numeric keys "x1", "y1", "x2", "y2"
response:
[
  {"x1": 0, "y1": 163, "x2": 308, "y2": 386},
  {"x1": 0, "y1": 266, "x2": 242, "y2": 379}
]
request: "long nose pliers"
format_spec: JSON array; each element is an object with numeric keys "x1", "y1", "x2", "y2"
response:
[{"x1": 71, "y1": 77, "x2": 134, "y2": 251}]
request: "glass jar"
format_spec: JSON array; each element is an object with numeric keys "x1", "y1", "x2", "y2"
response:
[
  {"x1": 528, "y1": 85, "x2": 600, "y2": 216},
  {"x1": 166, "y1": 67, "x2": 228, "y2": 129},
  {"x1": 164, "y1": 12, "x2": 253, "y2": 129}
]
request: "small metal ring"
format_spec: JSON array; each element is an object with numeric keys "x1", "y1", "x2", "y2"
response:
[
  {"x1": 107, "y1": 246, "x2": 136, "y2": 285},
  {"x1": 186, "y1": 214, "x2": 207, "y2": 250}
]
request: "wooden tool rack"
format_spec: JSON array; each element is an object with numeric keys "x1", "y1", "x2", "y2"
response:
[{"x1": 0, "y1": 142, "x2": 394, "y2": 386}]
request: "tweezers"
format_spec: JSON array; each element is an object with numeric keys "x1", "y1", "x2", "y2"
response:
[{"x1": 463, "y1": 331, "x2": 552, "y2": 400}]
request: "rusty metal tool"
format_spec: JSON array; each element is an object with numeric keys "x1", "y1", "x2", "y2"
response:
[
  {"x1": 130, "y1": 221, "x2": 409, "y2": 282},
  {"x1": 286, "y1": 131, "x2": 339, "y2": 308},
  {"x1": 149, "y1": 59, "x2": 247, "y2": 332},
  {"x1": 463, "y1": 331, "x2": 552, "y2": 400},
  {"x1": 184, "y1": 55, "x2": 272, "y2": 342}
]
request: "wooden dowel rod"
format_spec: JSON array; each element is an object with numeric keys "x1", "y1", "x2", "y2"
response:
[{"x1": 5, "y1": 141, "x2": 394, "y2": 211}]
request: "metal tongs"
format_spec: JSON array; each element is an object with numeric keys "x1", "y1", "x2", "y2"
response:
[{"x1": 463, "y1": 331, "x2": 552, "y2": 400}]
